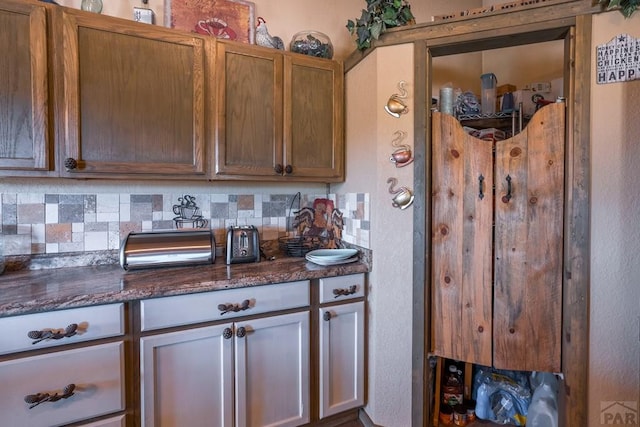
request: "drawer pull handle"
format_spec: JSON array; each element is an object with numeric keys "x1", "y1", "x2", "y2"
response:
[
  {"x1": 27, "y1": 324, "x2": 78, "y2": 345},
  {"x1": 333, "y1": 285, "x2": 357, "y2": 298},
  {"x1": 217, "y1": 300, "x2": 251, "y2": 316},
  {"x1": 24, "y1": 383, "x2": 76, "y2": 409}
]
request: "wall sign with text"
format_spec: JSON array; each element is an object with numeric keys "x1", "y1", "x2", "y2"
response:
[{"x1": 596, "y1": 34, "x2": 640, "y2": 84}]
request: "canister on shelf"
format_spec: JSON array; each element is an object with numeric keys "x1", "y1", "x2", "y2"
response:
[
  {"x1": 453, "y1": 404, "x2": 468, "y2": 426},
  {"x1": 439, "y1": 404, "x2": 454, "y2": 425},
  {"x1": 442, "y1": 363, "x2": 464, "y2": 406},
  {"x1": 439, "y1": 86, "x2": 454, "y2": 115}
]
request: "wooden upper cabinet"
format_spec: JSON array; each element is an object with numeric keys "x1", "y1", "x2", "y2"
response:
[
  {"x1": 59, "y1": 9, "x2": 212, "y2": 178},
  {"x1": 214, "y1": 41, "x2": 344, "y2": 182},
  {"x1": 285, "y1": 55, "x2": 344, "y2": 181},
  {"x1": 431, "y1": 102, "x2": 565, "y2": 372},
  {"x1": 214, "y1": 42, "x2": 283, "y2": 178},
  {"x1": 0, "y1": 0, "x2": 51, "y2": 174}
]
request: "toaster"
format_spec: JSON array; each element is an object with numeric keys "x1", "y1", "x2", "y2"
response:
[{"x1": 226, "y1": 225, "x2": 260, "y2": 264}]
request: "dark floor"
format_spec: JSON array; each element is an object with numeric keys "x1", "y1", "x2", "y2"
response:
[{"x1": 337, "y1": 421, "x2": 364, "y2": 427}]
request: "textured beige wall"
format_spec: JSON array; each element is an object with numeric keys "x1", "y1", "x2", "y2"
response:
[
  {"x1": 337, "y1": 44, "x2": 415, "y2": 427},
  {"x1": 589, "y1": 11, "x2": 640, "y2": 426}
]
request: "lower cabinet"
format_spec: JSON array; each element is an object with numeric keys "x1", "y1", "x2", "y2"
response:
[
  {"x1": 140, "y1": 312, "x2": 310, "y2": 427},
  {"x1": 317, "y1": 275, "x2": 365, "y2": 419},
  {"x1": 138, "y1": 281, "x2": 311, "y2": 427},
  {"x1": 318, "y1": 301, "x2": 365, "y2": 419}
]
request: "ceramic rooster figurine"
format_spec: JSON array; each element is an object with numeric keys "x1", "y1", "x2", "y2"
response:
[{"x1": 255, "y1": 17, "x2": 284, "y2": 50}]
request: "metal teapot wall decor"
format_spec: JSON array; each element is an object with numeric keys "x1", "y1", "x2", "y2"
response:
[
  {"x1": 389, "y1": 130, "x2": 414, "y2": 168},
  {"x1": 173, "y1": 195, "x2": 208, "y2": 229},
  {"x1": 384, "y1": 81, "x2": 409, "y2": 118},
  {"x1": 387, "y1": 177, "x2": 414, "y2": 210}
]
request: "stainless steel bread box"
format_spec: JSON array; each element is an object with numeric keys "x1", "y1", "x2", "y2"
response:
[{"x1": 120, "y1": 230, "x2": 215, "y2": 270}]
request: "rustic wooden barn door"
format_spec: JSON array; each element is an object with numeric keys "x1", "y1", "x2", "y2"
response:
[
  {"x1": 431, "y1": 102, "x2": 565, "y2": 372},
  {"x1": 431, "y1": 111, "x2": 493, "y2": 367},
  {"x1": 493, "y1": 102, "x2": 565, "y2": 372}
]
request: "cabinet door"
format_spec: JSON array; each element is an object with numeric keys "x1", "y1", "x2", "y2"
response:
[
  {"x1": 284, "y1": 55, "x2": 344, "y2": 181},
  {"x1": 215, "y1": 42, "x2": 283, "y2": 178},
  {"x1": 0, "y1": 0, "x2": 51, "y2": 172},
  {"x1": 235, "y1": 312, "x2": 310, "y2": 427},
  {"x1": 319, "y1": 301, "x2": 365, "y2": 418},
  {"x1": 0, "y1": 342, "x2": 125, "y2": 427},
  {"x1": 493, "y1": 102, "x2": 565, "y2": 372},
  {"x1": 60, "y1": 10, "x2": 209, "y2": 178},
  {"x1": 140, "y1": 325, "x2": 234, "y2": 427},
  {"x1": 431, "y1": 111, "x2": 493, "y2": 367}
]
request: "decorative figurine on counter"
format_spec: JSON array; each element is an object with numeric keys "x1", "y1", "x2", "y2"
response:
[
  {"x1": 173, "y1": 195, "x2": 208, "y2": 229},
  {"x1": 255, "y1": 17, "x2": 285, "y2": 50},
  {"x1": 389, "y1": 130, "x2": 414, "y2": 167},
  {"x1": 387, "y1": 177, "x2": 414, "y2": 210},
  {"x1": 292, "y1": 198, "x2": 344, "y2": 249}
]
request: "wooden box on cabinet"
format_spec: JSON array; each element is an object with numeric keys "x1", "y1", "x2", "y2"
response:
[
  {"x1": 58, "y1": 9, "x2": 213, "y2": 179},
  {"x1": 214, "y1": 41, "x2": 344, "y2": 182},
  {"x1": 431, "y1": 102, "x2": 565, "y2": 372}
]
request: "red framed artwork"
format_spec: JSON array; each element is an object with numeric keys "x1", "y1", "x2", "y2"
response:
[{"x1": 165, "y1": 0, "x2": 255, "y2": 44}]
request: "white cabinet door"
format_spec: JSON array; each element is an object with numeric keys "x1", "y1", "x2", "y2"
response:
[
  {"x1": 319, "y1": 301, "x2": 365, "y2": 418},
  {"x1": 235, "y1": 312, "x2": 310, "y2": 427},
  {"x1": 140, "y1": 324, "x2": 234, "y2": 427}
]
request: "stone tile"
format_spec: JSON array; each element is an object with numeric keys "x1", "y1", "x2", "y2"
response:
[
  {"x1": 45, "y1": 194, "x2": 59, "y2": 204},
  {"x1": 2, "y1": 203, "x2": 17, "y2": 225},
  {"x1": 17, "y1": 203, "x2": 44, "y2": 224},
  {"x1": 45, "y1": 203, "x2": 58, "y2": 224},
  {"x1": 237, "y1": 195, "x2": 254, "y2": 210},
  {"x1": 85, "y1": 231, "x2": 108, "y2": 251},
  {"x1": 210, "y1": 202, "x2": 229, "y2": 219},
  {"x1": 85, "y1": 222, "x2": 109, "y2": 232},
  {"x1": 59, "y1": 203, "x2": 84, "y2": 223},
  {"x1": 60, "y1": 194, "x2": 84, "y2": 204},
  {"x1": 152, "y1": 194, "x2": 163, "y2": 211},
  {"x1": 84, "y1": 195, "x2": 97, "y2": 214},
  {"x1": 46, "y1": 223, "x2": 72, "y2": 243},
  {"x1": 131, "y1": 194, "x2": 152, "y2": 203}
]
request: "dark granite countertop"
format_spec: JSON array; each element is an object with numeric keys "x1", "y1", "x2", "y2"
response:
[{"x1": 0, "y1": 256, "x2": 370, "y2": 318}]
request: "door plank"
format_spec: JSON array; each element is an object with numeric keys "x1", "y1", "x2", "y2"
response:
[{"x1": 493, "y1": 102, "x2": 565, "y2": 371}]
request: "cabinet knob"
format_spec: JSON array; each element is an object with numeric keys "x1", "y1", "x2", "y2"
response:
[
  {"x1": 24, "y1": 384, "x2": 75, "y2": 409},
  {"x1": 236, "y1": 326, "x2": 246, "y2": 338},
  {"x1": 323, "y1": 311, "x2": 332, "y2": 321},
  {"x1": 64, "y1": 157, "x2": 78, "y2": 171},
  {"x1": 27, "y1": 323, "x2": 78, "y2": 345},
  {"x1": 284, "y1": 164, "x2": 293, "y2": 174},
  {"x1": 274, "y1": 164, "x2": 284, "y2": 174},
  {"x1": 223, "y1": 327, "x2": 233, "y2": 339}
]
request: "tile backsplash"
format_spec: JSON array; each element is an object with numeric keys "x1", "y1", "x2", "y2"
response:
[{"x1": 1, "y1": 192, "x2": 370, "y2": 256}]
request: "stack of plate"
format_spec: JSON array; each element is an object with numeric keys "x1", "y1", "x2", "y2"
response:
[{"x1": 305, "y1": 248, "x2": 359, "y2": 266}]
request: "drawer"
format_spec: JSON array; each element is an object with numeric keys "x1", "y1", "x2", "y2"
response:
[
  {"x1": 319, "y1": 274, "x2": 365, "y2": 304},
  {"x1": 141, "y1": 280, "x2": 310, "y2": 331},
  {"x1": 0, "y1": 304, "x2": 125, "y2": 356},
  {"x1": 0, "y1": 341, "x2": 125, "y2": 427}
]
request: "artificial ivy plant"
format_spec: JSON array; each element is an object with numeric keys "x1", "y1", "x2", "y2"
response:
[
  {"x1": 599, "y1": 0, "x2": 639, "y2": 17},
  {"x1": 346, "y1": 0, "x2": 415, "y2": 51}
]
